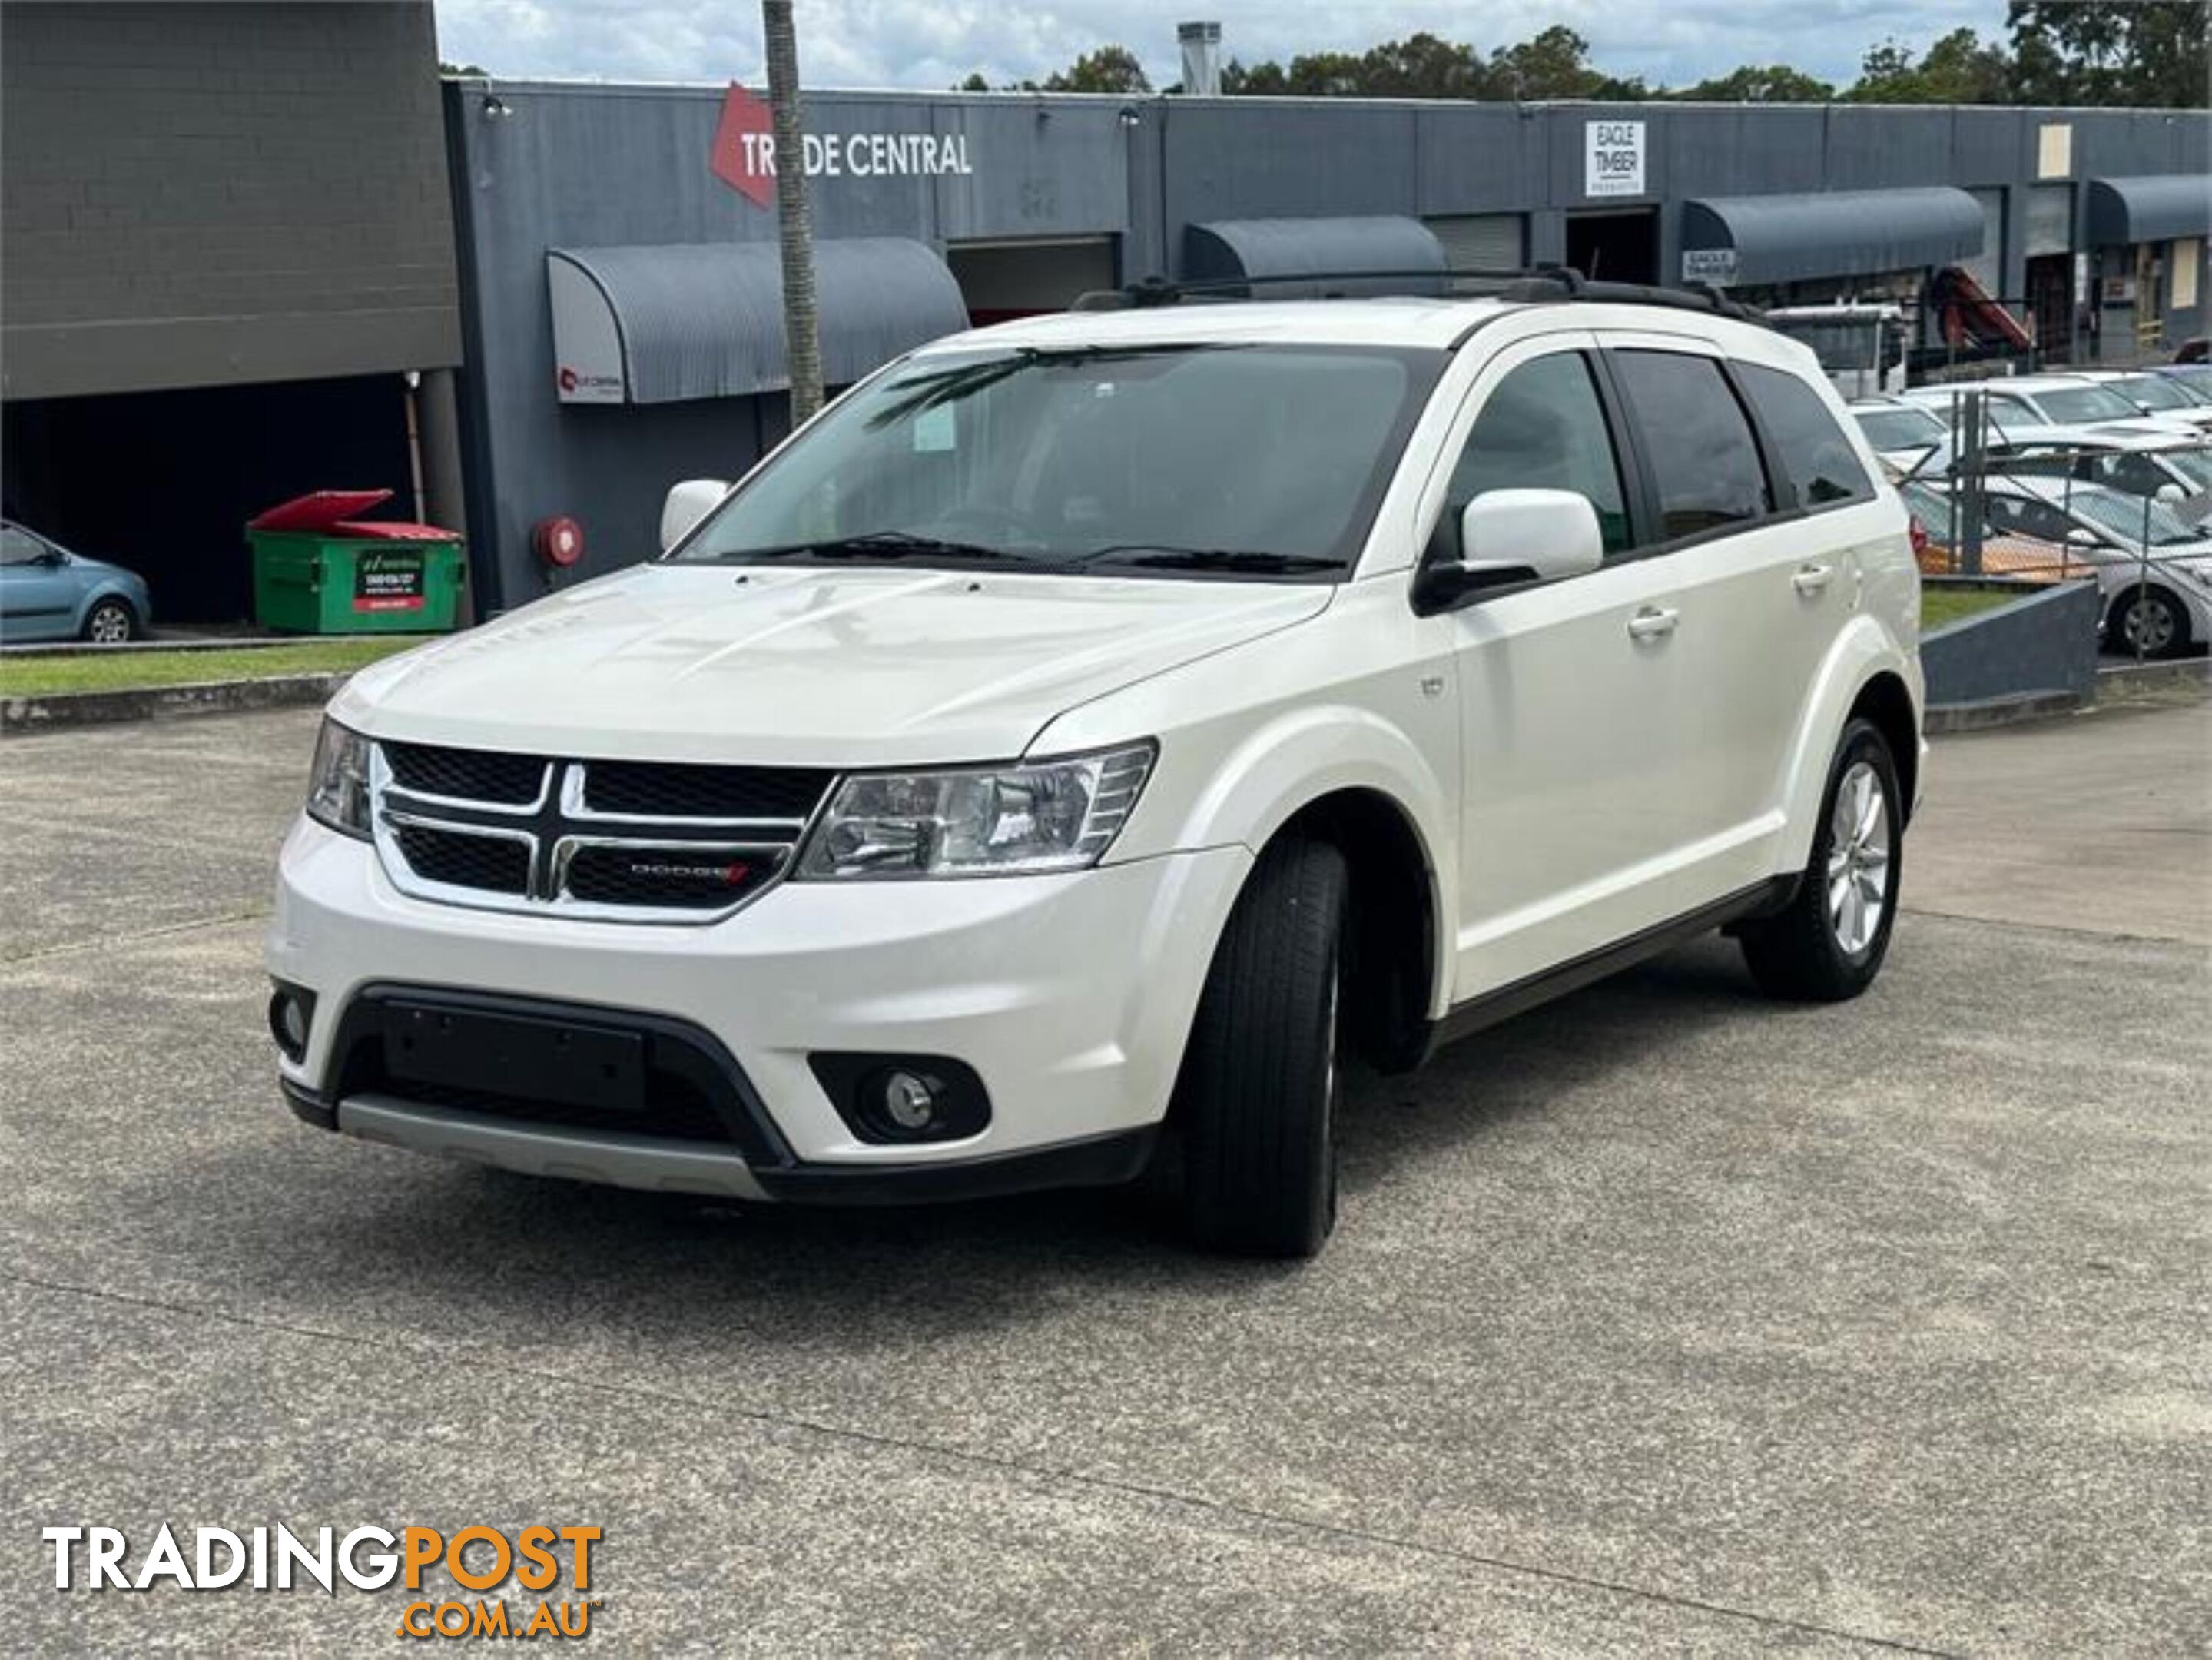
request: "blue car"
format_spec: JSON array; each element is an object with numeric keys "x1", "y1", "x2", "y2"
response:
[{"x1": 0, "y1": 520, "x2": 153, "y2": 642}]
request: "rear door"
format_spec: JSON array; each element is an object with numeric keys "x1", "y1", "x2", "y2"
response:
[{"x1": 1594, "y1": 337, "x2": 1867, "y2": 905}]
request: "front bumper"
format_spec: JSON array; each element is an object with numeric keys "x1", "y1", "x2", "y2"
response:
[{"x1": 266, "y1": 817, "x2": 1250, "y2": 1197}]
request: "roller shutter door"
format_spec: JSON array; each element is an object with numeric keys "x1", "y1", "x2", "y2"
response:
[{"x1": 1426, "y1": 214, "x2": 1525, "y2": 286}]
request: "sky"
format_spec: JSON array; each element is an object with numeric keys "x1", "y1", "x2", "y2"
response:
[{"x1": 433, "y1": 0, "x2": 2017, "y2": 95}]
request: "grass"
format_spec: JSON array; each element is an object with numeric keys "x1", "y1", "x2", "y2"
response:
[
  {"x1": 0, "y1": 637, "x2": 422, "y2": 699},
  {"x1": 1922, "y1": 587, "x2": 2023, "y2": 632}
]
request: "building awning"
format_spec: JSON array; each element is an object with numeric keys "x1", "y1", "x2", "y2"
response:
[
  {"x1": 546, "y1": 237, "x2": 968, "y2": 406},
  {"x1": 1680, "y1": 188, "x2": 1985, "y2": 287},
  {"x1": 1182, "y1": 216, "x2": 1447, "y2": 297},
  {"x1": 2084, "y1": 174, "x2": 2212, "y2": 247}
]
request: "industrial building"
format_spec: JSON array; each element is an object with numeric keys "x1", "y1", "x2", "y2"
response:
[{"x1": 3, "y1": 2, "x2": 2206, "y2": 621}]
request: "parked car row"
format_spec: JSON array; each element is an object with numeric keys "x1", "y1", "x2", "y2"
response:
[{"x1": 1855, "y1": 370, "x2": 2212, "y2": 658}]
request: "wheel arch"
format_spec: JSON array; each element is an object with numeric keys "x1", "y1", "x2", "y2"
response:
[
  {"x1": 1777, "y1": 619, "x2": 1923, "y2": 868},
  {"x1": 1847, "y1": 670, "x2": 1919, "y2": 828},
  {"x1": 1254, "y1": 785, "x2": 1444, "y2": 1075}
]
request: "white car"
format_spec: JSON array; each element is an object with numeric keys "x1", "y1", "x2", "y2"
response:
[
  {"x1": 1988, "y1": 426, "x2": 2212, "y2": 504},
  {"x1": 1849, "y1": 398, "x2": 1955, "y2": 475},
  {"x1": 1902, "y1": 375, "x2": 2198, "y2": 443},
  {"x1": 1982, "y1": 476, "x2": 2212, "y2": 658},
  {"x1": 2067, "y1": 368, "x2": 2212, "y2": 433},
  {"x1": 267, "y1": 284, "x2": 1925, "y2": 1257}
]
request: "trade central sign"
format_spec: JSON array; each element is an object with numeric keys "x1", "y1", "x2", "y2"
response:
[{"x1": 711, "y1": 85, "x2": 973, "y2": 208}]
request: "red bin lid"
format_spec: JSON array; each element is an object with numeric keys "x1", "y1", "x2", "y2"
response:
[
  {"x1": 329, "y1": 520, "x2": 459, "y2": 542},
  {"x1": 247, "y1": 489, "x2": 394, "y2": 533}
]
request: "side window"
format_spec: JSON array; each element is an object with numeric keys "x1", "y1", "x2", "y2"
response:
[
  {"x1": 1611, "y1": 350, "x2": 1772, "y2": 542},
  {"x1": 0, "y1": 526, "x2": 48, "y2": 566},
  {"x1": 1736, "y1": 363, "x2": 1874, "y2": 509},
  {"x1": 1447, "y1": 352, "x2": 1631, "y2": 558}
]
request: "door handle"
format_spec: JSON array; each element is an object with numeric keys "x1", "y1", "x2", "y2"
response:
[
  {"x1": 1627, "y1": 605, "x2": 1679, "y2": 641},
  {"x1": 1791, "y1": 562, "x2": 1834, "y2": 596}
]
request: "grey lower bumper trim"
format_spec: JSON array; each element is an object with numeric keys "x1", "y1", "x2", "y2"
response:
[{"x1": 334, "y1": 1094, "x2": 773, "y2": 1201}]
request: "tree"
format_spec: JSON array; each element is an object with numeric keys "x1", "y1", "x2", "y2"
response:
[
  {"x1": 1486, "y1": 25, "x2": 1607, "y2": 101},
  {"x1": 761, "y1": 0, "x2": 822, "y2": 423},
  {"x1": 1844, "y1": 29, "x2": 2012, "y2": 101},
  {"x1": 1353, "y1": 33, "x2": 1489, "y2": 100},
  {"x1": 956, "y1": 71, "x2": 988, "y2": 92},
  {"x1": 2008, "y1": 2, "x2": 2210, "y2": 107},
  {"x1": 1676, "y1": 64, "x2": 1834, "y2": 102},
  {"x1": 1043, "y1": 45, "x2": 1149, "y2": 94}
]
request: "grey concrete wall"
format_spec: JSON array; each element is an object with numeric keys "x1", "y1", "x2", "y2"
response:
[
  {"x1": 0, "y1": 0, "x2": 459, "y2": 400},
  {"x1": 1922, "y1": 581, "x2": 2102, "y2": 707}
]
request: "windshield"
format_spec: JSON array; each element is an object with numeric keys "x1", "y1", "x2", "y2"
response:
[
  {"x1": 2032, "y1": 383, "x2": 2144, "y2": 424},
  {"x1": 1855, "y1": 409, "x2": 1944, "y2": 450},
  {"x1": 2167, "y1": 448, "x2": 2212, "y2": 491},
  {"x1": 2068, "y1": 490, "x2": 2202, "y2": 548},
  {"x1": 2111, "y1": 374, "x2": 2194, "y2": 410},
  {"x1": 672, "y1": 344, "x2": 1443, "y2": 579}
]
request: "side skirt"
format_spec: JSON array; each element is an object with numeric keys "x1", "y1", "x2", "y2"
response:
[{"x1": 1421, "y1": 875, "x2": 1796, "y2": 1060}]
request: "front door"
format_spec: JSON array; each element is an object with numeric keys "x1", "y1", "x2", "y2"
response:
[
  {"x1": 0, "y1": 525, "x2": 77, "y2": 640},
  {"x1": 1431, "y1": 335, "x2": 1701, "y2": 999}
]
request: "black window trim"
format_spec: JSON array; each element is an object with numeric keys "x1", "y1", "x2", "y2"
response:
[
  {"x1": 1410, "y1": 341, "x2": 1645, "y2": 614},
  {"x1": 1728, "y1": 357, "x2": 1879, "y2": 521},
  {"x1": 1602, "y1": 345, "x2": 1791, "y2": 562}
]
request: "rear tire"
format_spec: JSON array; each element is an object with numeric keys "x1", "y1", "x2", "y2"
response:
[
  {"x1": 1739, "y1": 718, "x2": 1902, "y2": 1002},
  {"x1": 2106, "y1": 586, "x2": 2190, "y2": 660},
  {"x1": 1176, "y1": 835, "x2": 1345, "y2": 1259}
]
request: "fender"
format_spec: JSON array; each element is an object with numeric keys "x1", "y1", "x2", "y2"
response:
[
  {"x1": 1773, "y1": 612, "x2": 1922, "y2": 872},
  {"x1": 1108, "y1": 702, "x2": 1458, "y2": 1019}
]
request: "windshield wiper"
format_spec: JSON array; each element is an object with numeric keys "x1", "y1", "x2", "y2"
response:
[
  {"x1": 1080, "y1": 545, "x2": 1341, "y2": 576},
  {"x1": 721, "y1": 531, "x2": 1035, "y2": 566}
]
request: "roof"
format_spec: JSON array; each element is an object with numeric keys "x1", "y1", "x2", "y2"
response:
[{"x1": 936, "y1": 294, "x2": 1788, "y2": 357}]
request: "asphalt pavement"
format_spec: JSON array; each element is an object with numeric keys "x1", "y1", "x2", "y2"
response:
[{"x1": 2, "y1": 700, "x2": 2207, "y2": 1655}]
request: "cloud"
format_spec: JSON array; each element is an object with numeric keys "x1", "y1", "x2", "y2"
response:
[{"x1": 435, "y1": 0, "x2": 2011, "y2": 92}]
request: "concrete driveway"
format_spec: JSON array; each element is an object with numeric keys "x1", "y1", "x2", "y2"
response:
[{"x1": 2, "y1": 700, "x2": 2206, "y2": 1655}]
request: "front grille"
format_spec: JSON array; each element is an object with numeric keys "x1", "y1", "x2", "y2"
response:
[
  {"x1": 372, "y1": 742, "x2": 827, "y2": 922},
  {"x1": 562, "y1": 843, "x2": 781, "y2": 910},
  {"x1": 384, "y1": 741, "x2": 546, "y2": 805},
  {"x1": 393, "y1": 824, "x2": 530, "y2": 894},
  {"x1": 582, "y1": 760, "x2": 831, "y2": 822}
]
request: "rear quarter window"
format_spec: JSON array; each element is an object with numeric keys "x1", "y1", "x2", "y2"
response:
[{"x1": 1739, "y1": 364, "x2": 1875, "y2": 510}]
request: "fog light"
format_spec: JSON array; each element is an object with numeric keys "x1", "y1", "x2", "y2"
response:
[
  {"x1": 808, "y1": 1052, "x2": 991, "y2": 1144},
  {"x1": 880, "y1": 1069, "x2": 940, "y2": 1131},
  {"x1": 266, "y1": 983, "x2": 315, "y2": 1062}
]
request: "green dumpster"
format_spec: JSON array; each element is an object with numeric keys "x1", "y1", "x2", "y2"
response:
[{"x1": 248, "y1": 489, "x2": 466, "y2": 635}]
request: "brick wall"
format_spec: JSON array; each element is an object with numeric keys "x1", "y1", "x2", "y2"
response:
[{"x1": 1, "y1": 1, "x2": 461, "y2": 399}]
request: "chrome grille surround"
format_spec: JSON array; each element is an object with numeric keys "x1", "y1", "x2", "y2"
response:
[{"x1": 367, "y1": 744, "x2": 834, "y2": 925}]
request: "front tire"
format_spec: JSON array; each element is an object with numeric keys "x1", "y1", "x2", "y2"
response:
[
  {"x1": 2106, "y1": 585, "x2": 2190, "y2": 660},
  {"x1": 82, "y1": 598, "x2": 137, "y2": 643},
  {"x1": 1739, "y1": 719, "x2": 1902, "y2": 1002},
  {"x1": 1176, "y1": 836, "x2": 1346, "y2": 1259}
]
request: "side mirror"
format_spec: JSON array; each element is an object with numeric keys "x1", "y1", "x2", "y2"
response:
[
  {"x1": 2155, "y1": 483, "x2": 2184, "y2": 503},
  {"x1": 1420, "y1": 489, "x2": 1604, "y2": 611},
  {"x1": 2066, "y1": 526, "x2": 2101, "y2": 547},
  {"x1": 659, "y1": 479, "x2": 729, "y2": 553}
]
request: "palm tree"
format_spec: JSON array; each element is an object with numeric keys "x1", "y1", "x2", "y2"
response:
[{"x1": 762, "y1": 0, "x2": 823, "y2": 423}]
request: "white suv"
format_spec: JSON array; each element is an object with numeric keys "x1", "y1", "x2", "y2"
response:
[{"x1": 267, "y1": 281, "x2": 1924, "y2": 1257}]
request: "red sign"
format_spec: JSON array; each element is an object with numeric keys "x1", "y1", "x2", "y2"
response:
[{"x1": 711, "y1": 85, "x2": 776, "y2": 208}]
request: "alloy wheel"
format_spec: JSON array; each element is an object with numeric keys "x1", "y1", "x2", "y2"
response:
[
  {"x1": 1826, "y1": 759, "x2": 1892, "y2": 958},
  {"x1": 87, "y1": 604, "x2": 131, "y2": 644}
]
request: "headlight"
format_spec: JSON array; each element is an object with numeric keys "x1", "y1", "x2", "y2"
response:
[
  {"x1": 306, "y1": 719, "x2": 373, "y2": 839},
  {"x1": 796, "y1": 742, "x2": 1155, "y2": 879}
]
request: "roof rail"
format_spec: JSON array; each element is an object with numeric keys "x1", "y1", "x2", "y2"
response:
[{"x1": 1069, "y1": 264, "x2": 1769, "y2": 327}]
